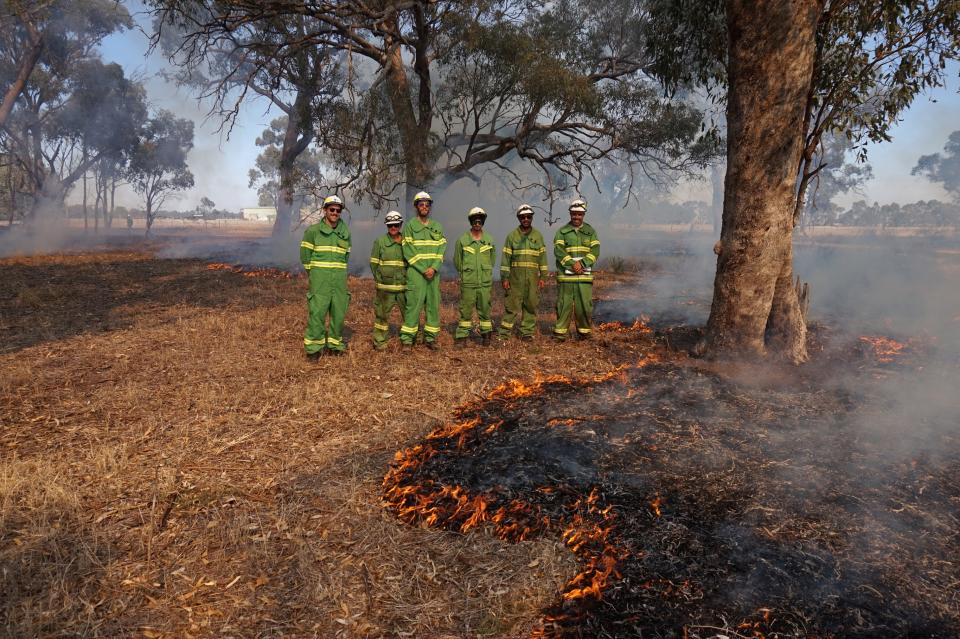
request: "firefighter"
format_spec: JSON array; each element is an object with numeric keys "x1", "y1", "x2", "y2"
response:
[
  {"x1": 453, "y1": 207, "x2": 496, "y2": 347},
  {"x1": 399, "y1": 191, "x2": 447, "y2": 350},
  {"x1": 553, "y1": 198, "x2": 600, "y2": 341},
  {"x1": 300, "y1": 195, "x2": 351, "y2": 358},
  {"x1": 369, "y1": 211, "x2": 407, "y2": 350},
  {"x1": 498, "y1": 204, "x2": 548, "y2": 341}
]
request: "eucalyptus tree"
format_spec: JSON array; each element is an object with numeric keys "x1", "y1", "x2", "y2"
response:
[
  {"x1": 643, "y1": 0, "x2": 960, "y2": 362},
  {"x1": 913, "y1": 130, "x2": 960, "y2": 202},
  {"x1": 247, "y1": 116, "x2": 325, "y2": 218},
  {"x1": 126, "y1": 110, "x2": 195, "y2": 235},
  {"x1": 150, "y1": 0, "x2": 719, "y2": 221}
]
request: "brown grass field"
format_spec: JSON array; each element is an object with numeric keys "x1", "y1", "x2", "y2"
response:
[{"x1": 0, "y1": 240, "x2": 661, "y2": 638}]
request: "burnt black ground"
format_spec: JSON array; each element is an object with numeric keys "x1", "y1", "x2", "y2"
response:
[{"x1": 385, "y1": 356, "x2": 960, "y2": 638}]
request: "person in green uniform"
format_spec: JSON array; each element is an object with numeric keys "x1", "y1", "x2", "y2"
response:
[
  {"x1": 300, "y1": 195, "x2": 351, "y2": 358},
  {"x1": 553, "y1": 198, "x2": 600, "y2": 341},
  {"x1": 369, "y1": 211, "x2": 407, "y2": 350},
  {"x1": 453, "y1": 207, "x2": 496, "y2": 348},
  {"x1": 498, "y1": 204, "x2": 548, "y2": 341},
  {"x1": 399, "y1": 191, "x2": 447, "y2": 350}
]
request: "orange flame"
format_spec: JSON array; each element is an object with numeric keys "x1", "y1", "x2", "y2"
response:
[
  {"x1": 650, "y1": 495, "x2": 663, "y2": 517},
  {"x1": 859, "y1": 335, "x2": 908, "y2": 363}
]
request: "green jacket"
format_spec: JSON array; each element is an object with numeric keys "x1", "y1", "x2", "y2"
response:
[
  {"x1": 554, "y1": 222, "x2": 600, "y2": 283},
  {"x1": 454, "y1": 230, "x2": 496, "y2": 288},
  {"x1": 401, "y1": 217, "x2": 446, "y2": 275},
  {"x1": 300, "y1": 219, "x2": 350, "y2": 273},
  {"x1": 369, "y1": 234, "x2": 407, "y2": 292},
  {"x1": 500, "y1": 227, "x2": 548, "y2": 278}
]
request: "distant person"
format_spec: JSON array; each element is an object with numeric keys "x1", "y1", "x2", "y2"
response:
[
  {"x1": 399, "y1": 191, "x2": 446, "y2": 350},
  {"x1": 498, "y1": 204, "x2": 548, "y2": 341},
  {"x1": 300, "y1": 195, "x2": 351, "y2": 358},
  {"x1": 126, "y1": 214, "x2": 133, "y2": 232},
  {"x1": 553, "y1": 199, "x2": 600, "y2": 341},
  {"x1": 453, "y1": 207, "x2": 495, "y2": 348},
  {"x1": 369, "y1": 211, "x2": 407, "y2": 351}
]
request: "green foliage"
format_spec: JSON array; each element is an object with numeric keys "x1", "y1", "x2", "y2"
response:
[
  {"x1": 127, "y1": 110, "x2": 195, "y2": 228},
  {"x1": 248, "y1": 117, "x2": 324, "y2": 208},
  {"x1": 912, "y1": 130, "x2": 960, "y2": 201}
]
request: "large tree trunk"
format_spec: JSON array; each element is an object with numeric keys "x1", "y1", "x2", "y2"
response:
[
  {"x1": 0, "y1": 19, "x2": 42, "y2": 129},
  {"x1": 703, "y1": 0, "x2": 821, "y2": 362},
  {"x1": 271, "y1": 90, "x2": 314, "y2": 239}
]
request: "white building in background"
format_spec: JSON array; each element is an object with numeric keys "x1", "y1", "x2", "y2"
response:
[{"x1": 241, "y1": 207, "x2": 277, "y2": 222}]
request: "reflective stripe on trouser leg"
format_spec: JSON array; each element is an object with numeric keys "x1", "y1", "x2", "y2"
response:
[
  {"x1": 501, "y1": 269, "x2": 539, "y2": 336},
  {"x1": 373, "y1": 290, "x2": 404, "y2": 347},
  {"x1": 400, "y1": 268, "x2": 428, "y2": 344},
  {"x1": 423, "y1": 273, "x2": 441, "y2": 342},
  {"x1": 574, "y1": 281, "x2": 593, "y2": 334},
  {"x1": 553, "y1": 280, "x2": 577, "y2": 337},
  {"x1": 519, "y1": 269, "x2": 539, "y2": 336},
  {"x1": 456, "y1": 286, "x2": 492, "y2": 339},
  {"x1": 326, "y1": 278, "x2": 350, "y2": 351},
  {"x1": 305, "y1": 290, "x2": 330, "y2": 353}
]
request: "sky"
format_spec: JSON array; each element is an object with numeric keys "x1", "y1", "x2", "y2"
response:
[{"x1": 96, "y1": 2, "x2": 960, "y2": 214}]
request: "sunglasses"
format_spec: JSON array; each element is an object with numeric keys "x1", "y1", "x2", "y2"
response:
[
  {"x1": 387, "y1": 223, "x2": 401, "y2": 228},
  {"x1": 518, "y1": 213, "x2": 533, "y2": 219},
  {"x1": 327, "y1": 208, "x2": 342, "y2": 214}
]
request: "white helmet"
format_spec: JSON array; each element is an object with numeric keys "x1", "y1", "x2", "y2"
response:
[
  {"x1": 384, "y1": 211, "x2": 403, "y2": 225},
  {"x1": 516, "y1": 204, "x2": 534, "y2": 217},
  {"x1": 467, "y1": 206, "x2": 487, "y2": 222},
  {"x1": 569, "y1": 198, "x2": 587, "y2": 213},
  {"x1": 323, "y1": 195, "x2": 343, "y2": 209},
  {"x1": 413, "y1": 191, "x2": 432, "y2": 205}
]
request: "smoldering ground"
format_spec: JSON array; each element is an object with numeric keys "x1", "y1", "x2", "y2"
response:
[{"x1": 386, "y1": 230, "x2": 960, "y2": 637}]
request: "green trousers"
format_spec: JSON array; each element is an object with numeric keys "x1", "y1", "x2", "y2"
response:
[
  {"x1": 400, "y1": 269, "x2": 441, "y2": 344},
  {"x1": 305, "y1": 271, "x2": 349, "y2": 353},
  {"x1": 499, "y1": 269, "x2": 540, "y2": 337},
  {"x1": 456, "y1": 286, "x2": 493, "y2": 339},
  {"x1": 373, "y1": 290, "x2": 405, "y2": 348},
  {"x1": 553, "y1": 281, "x2": 593, "y2": 339}
]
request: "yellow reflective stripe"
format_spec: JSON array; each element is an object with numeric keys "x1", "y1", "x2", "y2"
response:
[
  {"x1": 326, "y1": 337, "x2": 342, "y2": 345},
  {"x1": 577, "y1": 328, "x2": 592, "y2": 334},
  {"x1": 308, "y1": 261, "x2": 348, "y2": 269},
  {"x1": 479, "y1": 245, "x2": 493, "y2": 252},
  {"x1": 423, "y1": 325, "x2": 441, "y2": 334},
  {"x1": 409, "y1": 239, "x2": 445, "y2": 246},
  {"x1": 300, "y1": 241, "x2": 316, "y2": 250},
  {"x1": 311, "y1": 245, "x2": 348, "y2": 254},
  {"x1": 407, "y1": 253, "x2": 443, "y2": 263},
  {"x1": 400, "y1": 325, "x2": 419, "y2": 334},
  {"x1": 500, "y1": 320, "x2": 514, "y2": 329},
  {"x1": 373, "y1": 322, "x2": 389, "y2": 331},
  {"x1": 514, "y1": 249, "x2": 540, "y2": 256},
  {"x1": 567, "y1": 246, "x2": 591, "y2": 253},
  {"x1": 458, "y1": 320, "x2": 473, "y2": 327},
  {"x1": 500, "y1": 267, "x2": 511, "y2": 273},
  {"x1": 369, "y1": 257, "x2": 382, "y2": 265},
  {"x1": 555, "y1": 239, "x2": 566, "y2": 246},
  {"x1": 379, "y1": 260, "x2": 405, "y2": 266},
  {"x1": 554, "y1": 327, "x2": 569, "y2": 334},
  {"x1": 512, "y1": 261, "x2": 540, "y2": 269},
  {"x1": 479, "y1": 321, "x2": 493, "y2": 329},
  {"x1": 589, "y1": 240, "x2": 600, "y2": 246},
  {"x1": 557, "y1": 275, "x2": 594, "y2": 282},
  {"x1": 463, "y1": 245, "x2": 476, "y2": 254},
  {"x1": 376, "y1": 283, "x2": 405, "y2": 292},
  {"x1": 560, "y1": 256, "x2": 573, "y2": 264},
  {"x1": 304, "y1": 338, "x2": 326, "y2": 345},
  {"x1": 503, "y1": 247, "x2": 514, "y2": 255}
]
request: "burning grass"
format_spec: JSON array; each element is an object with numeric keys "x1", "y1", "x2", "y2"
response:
[{"x1": 0, "y1": 244, "x2": 652, "y2": 637}]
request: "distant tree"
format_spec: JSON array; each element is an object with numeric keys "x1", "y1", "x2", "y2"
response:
[
  {"x1": 247, "y1": 117, "x2": 324, "y2": 224},
  {"x1": 126, "y1": 110, "x2": 194, "y2": 235},
  {"x1": 804, "y1": 135, "x2": 873, "y2": 225},
  {"x1": 912, "y1": 130, "x2": 960, "y2": 202}
]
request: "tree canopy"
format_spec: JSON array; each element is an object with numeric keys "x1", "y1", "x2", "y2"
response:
[{"x1": 913, "y1": 130, "x2": 960, "y2": 201}]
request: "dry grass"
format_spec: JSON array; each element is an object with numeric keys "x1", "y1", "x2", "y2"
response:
[{"x1": 0, "y1": 245, "x2": 655, "y2": 638}]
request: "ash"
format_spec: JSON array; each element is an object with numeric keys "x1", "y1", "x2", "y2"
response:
[{"x1": 385, "y1": 359, "x2": 960, "y2": 638}]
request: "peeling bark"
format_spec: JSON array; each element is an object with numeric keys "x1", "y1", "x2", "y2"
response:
[{"x1": 704, "y1": 0, "x2": 821, "y2": 362}]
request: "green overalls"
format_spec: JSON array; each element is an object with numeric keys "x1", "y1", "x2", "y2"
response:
[
  {"x1": 370, "y1": 233, "x2": 407, "y2": 348},
  {"x1": 453, "y1": 230, "x2": 496, "y2": 339},
  {"x1": 400, "y1": 217, "x2": 447, "y2": 345},
  {"x1": 553, "y1": 222, "x2": 600, "y2": 339},
  {"x1": 300, "y1": 219, "x2": 351, "y2": 353},
  {"x1": 499, "y1": 227, "x2": 548, "y2": 337}
]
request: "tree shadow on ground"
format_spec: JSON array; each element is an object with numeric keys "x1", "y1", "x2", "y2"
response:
[{"x1": 0, "y1": 255, "x2": 297, "y2": 354}]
